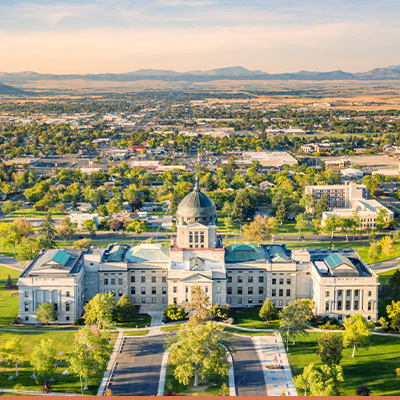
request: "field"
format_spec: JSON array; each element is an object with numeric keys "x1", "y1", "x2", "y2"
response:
[
  {"x1": 377, "y1": 268, "x2": 399, "y2": 319},
  {"x1": 230, "y1": 308, "x2": 280, "y2": 330},
  {"x1": 123, "y1": 330, "x2": 149, "y2": 336},
  {"x1": 288, "y1": 332, "x2": 400, "y2": 396},
  {"x1": 0, "y1": 265, "x2": 22, "y2": 328}
]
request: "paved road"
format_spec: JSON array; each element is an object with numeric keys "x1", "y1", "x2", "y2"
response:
[
  {"x1": 233, "y1": 335, "x2": 266, "y2": 396},
  {"x1": 109, "y1": 334, "x2": 168, "y2": 396},
  {"x1": 370, "y1": 257, "x2": 400, "y2": 273}
]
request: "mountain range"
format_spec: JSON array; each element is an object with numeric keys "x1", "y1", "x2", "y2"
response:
[
  {"x1": 1, "y1": 66, "x2": 400, "y2": 87},
  {"x1": 0, "y1": 82, "x2": 26, "y2": 95}
]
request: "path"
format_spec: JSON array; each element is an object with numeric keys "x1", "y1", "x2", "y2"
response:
[
  {"x1": 0, "y1": 254, "x2": 24, "y2": 271},
  {"x1": 0, "y1": 388, "x2": 88, "y2": 396},
  {"x1": 232, "y1": 335, "x2": 266, "y2": 396},
  {"x1": 370, "y1": 257, "x2": 400, "y2": 273}
]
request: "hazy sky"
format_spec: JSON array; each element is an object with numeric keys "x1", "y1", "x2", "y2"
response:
[{"x1": 1, "y1": 0, "x2": 399, "y2": 74}]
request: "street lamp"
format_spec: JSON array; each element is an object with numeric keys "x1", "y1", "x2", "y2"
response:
[{"x1": 286, "y1": 327, "x2": 289, "y2": 352}]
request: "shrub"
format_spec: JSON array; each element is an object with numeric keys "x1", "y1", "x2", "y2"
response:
[{"x1": 163, "y1": 304, "x2": 186, "y2": 321}]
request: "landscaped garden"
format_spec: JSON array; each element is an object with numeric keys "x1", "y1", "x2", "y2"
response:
[
  {"x1": 230, "y1": 308, "x2": 280, "y2": 330},
  {"x1": 288, "y1": 332, "x2": 400, "y2": 396}
]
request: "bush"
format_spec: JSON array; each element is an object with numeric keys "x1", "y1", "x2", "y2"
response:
[
  {"x1": 319, "y1": 323, "x2": 343, "y2": 330},
  {"x1": 163, "y1": 304, "x2": 187, "y2": 321}
]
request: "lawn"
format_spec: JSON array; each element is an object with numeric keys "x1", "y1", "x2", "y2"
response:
[
  {"x1": 287, "y1": 332, "x2": 400, "y2": 396},
  {"x1": 164, "y1": 364, "x2": 229, "y2": 396},
  {"x1": 7, "y1": 207, "x2": 67, "y2": 219},
  {"x1": 114, "y1": 314, "x2": 152, "y2": 329},
  {"x1": 277, "y1": 221, "x2": 313, "y2": 236},
  {"x1": 0, "y1": 331, "x2": 117, "y2": 395},
  {"x1": 377, "y1": 268, "x2": 399, "y2": 319},
  {"x1": 230, "y1": 308, "x2": 280, "y2": 330},
  {"x1": 0, "y1": 265, "x2": 21, "y2": 328},
  {"x1": 161, "y1": 324, "x2": 184, "y2": 332},
  {"x1": 222, "y1": 326, "x2": 274, "y2": 336},
  {"x1": 123, "y1": 330, "x2": 149, "y2": 336}
]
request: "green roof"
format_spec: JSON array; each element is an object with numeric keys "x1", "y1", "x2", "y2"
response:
[
  {"x1": 266, "y1": 245, "x2": 291, "y2": 263},
  {"x1": 189, "y1": 256, "x2": 205, "y2": 271},
  {"x1": 225, "y1": 244, "x2": 266, "y2": 263},
  {"x1": 324, "y1": 253, "x2": 355, "y2": 269},
  {"x1": 125, "y1": 245, "x2": 170, "y2": 263},
  {"x1": 40, "y1": 249, "x2": 71, "y2": 266},
  {"x1": 107, "y1": 245, "x2": 128, "y2": 262}
]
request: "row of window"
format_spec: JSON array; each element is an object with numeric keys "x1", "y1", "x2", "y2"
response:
[
  {"x1": 24, "y1": 302, "x2": 71, "y2": 312},
  {"x1": 132, "y1": 297, "x2": 167, "y2": 304},
  {"x1": 131, "y1": 287, "x2": 167, "y2": 295},
  {"x1": 24, "y1": 291, "x2": 70, "y2": 298},
  {"x1": 131, "y1": 276, "x2": 167, "y2": 283},
  {"x1": 227, "y1": 287, "x2": 264, "y2": 295},
  {"x1": 228, "y1": 276, "x2": 264, "y2": 283},
  {"x1": 272, "y1": 289, "x2": 291, "y2": 297}
]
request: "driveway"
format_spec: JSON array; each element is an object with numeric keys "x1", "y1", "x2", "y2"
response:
[
  {"x1": 109, "y1": 334, "x2": 168, "y2": 396},
  {"x1": 232, "y1": 335, "x2": 266, "y2": 396}
]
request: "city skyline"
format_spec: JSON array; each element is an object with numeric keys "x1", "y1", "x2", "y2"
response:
[{"x1": 1, "y1": 0, "x2": 400, "y2": 74}]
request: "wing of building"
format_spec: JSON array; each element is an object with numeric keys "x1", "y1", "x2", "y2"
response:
[{"x1": 18, "y1": 180, "x2": 379, "y2": 324}]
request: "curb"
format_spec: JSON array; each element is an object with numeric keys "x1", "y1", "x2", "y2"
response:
[{"x1": 157, "y1": 350, "x2": 170, "y2": 395}]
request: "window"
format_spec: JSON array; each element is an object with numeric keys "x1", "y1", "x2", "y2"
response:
[
  {"x1": 53, "y1": 303, "x2": 58, "y2": 311},
  {"x1": 238, "y1": 298, "x2": 242, "y2": 304},
  {"x1": 279, "y1": 289, "x2": 283, "y2": 297},
  {"x1": 200, "y1": 232, "x2": 204, "y2": 243},
  {"x1": 248, "y1": 276, "x2": 253, "y2": 283},
  {"x1": 152, "y1": 276, "x2": 156, "y2": 283},
  {"x1": 24, "y1": 291, "x2": 29, "y2": 298},
  {"x1": 162, "y1": 276, "x2": 167, "y2": 283},
  {"x1": 66, "y1": 303, "x2": 70, "y2": 312},
  {"x1": 111, "y1": 278, "x2": 115, "y2": 285},
  {"x1": 66, "y1": 291, "x2": 70, "y2": 297},
  {"x1": 259, "y1": 276, "x2": 264, "y2": 283},
  {"x1": 162, "y1": 298, "x2": 167, "y2": 304},
  {"x1": 248, "y1": 287, "x2": 253, "y2": 295},
  {"x1": 162, "y1": 287, "x2": 167, "y2": 295},
  {"x1": 279, "y1": 300, "x2": 283, "y2": 307},
  {"x1": 279, "y1": 278, "x2": 284, "y2": 285},
  {"x1": 238, "y1": 276, "x2": 243, "y2": 283},
  {"x1": 346, "y1": 301, "x2": 351, "y2": 310},
  {"x1": 346, "y1": 290, "x2": 351, "y2": 297},
  {"x1": 338, "y1": 290, "x2": 343, "y2": 297},
  {"x1": 104, "y1": 278, "x2": 108, "y2": 285},
  {"x1": 368, "y1": 291, "x2": 372, "y2": 297},
  {"x1": 152, "y1": 298, "x2": 156, "y2": 304},
  {"x1": 217, "y1": 286, "x2": 221, "y2": 293},
  {"x1": 66, "y1": 316, "x2": 70, "y2": 321},
  {"x1": 354, "y1": 300, "x2": 359, "y2": 310},
  {"x1": 142, "y1": 298, "x2": 146, "y2": 304},
  {"x1": 141, "y1": 287, "x2": 146, "y2": 295},
  {"x1": 227, "y1": 287, "x2": 232, "y2": 295},
  {"x1": 217, "y1": 297, "x2": 221, "y2": 303},
  {"x1": 118, "y1": 278, "x2": 123, "y2": 285},
  {"x1": 152, "y1": 287, "x2": 156, "y2": 295},
  {"x1": 189, "y1": 232, "x2": 193, "y2": 243},
  {"x1": 227, "y1": 276, "x2": 232, "y2": 283},
  {"x1": 355, "y1": 290, "x2": 359, "y2": 297},
  {"x1": 325, "y1": 301, "x2": 329, "y2": 311},
  {"x1": 141, "y1": 276, "x2": 146, "y2": 283},
  {"x1": 131, "y1": 276, "x2": 135, "y2": 283},
  {"x1": 272, "y1": 278, "x2": 276, "y2": 285},
  {"x1": 286, "y1": 289, "x2": 291, "y2": 297},
  {"x1": 368, "y1": 301, "x2": 372, "y2": 311},
  {"x1": 131, "y1": 287, "x2": 136, "y2": 295},
  {"x1": 259, "y1": 298, "x2": 263, "y2": 304},
  {"x1": 227, "y1": 298, "x2": 231, "y2": 304},
  {"x1": 326, "y1": 291, "x2": 330, "y2": 297},
  {"x1": 259, "y1": 287, "x2": 264, "y2": 294},
  {"x1": 248, "y1": 298, "x2": 253, "y2": 304},
  {"x1": 173, "y1": 286, "x2": 177, "y2": 293},
  {"x1": 24, "y1": 303, "x2": 29, "y2": 312},
  {"x1": 132, "y1": 298, "x2": 135, "y2": 304},
  {"x1": 287, "y1": 278, "x2": 291, "y2": 285},
  {"x1": 25, "y1": 316, "x2": 28, "y2": 321},
  {"x1": 338, "y1": 301, "x2": 342, "y2": 310},
  {"x1": 238, "y1": 287, "x2": 243, "y2": 295},
  {"x1": 272, "y1": 289, "x2": 276, "y2": 297}
]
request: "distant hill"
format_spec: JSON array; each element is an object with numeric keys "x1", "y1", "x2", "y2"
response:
[
  {"x1": 1, "y1": 66, "x2": 400, "y2": 85},
  {"x1": 0, "y1": 82, "x2": 25, "y2": 95}
]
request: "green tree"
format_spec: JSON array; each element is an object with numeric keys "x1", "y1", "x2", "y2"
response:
[
  {"x1": 279, "y1": 299, "x2": 314, "y2": 345},
  {"x1": 17, "y1": 237, "x2": 47, "y2": 262},
  {"x1": 36, "y1": 302, "x2": 57, "y2": 324},
  {"x1": 222, "y1": 201, "x2": 233, "y2": 217},
  {"x1": 386, "y1": 301, "x2": 400, "y2": 333},
  {"x1": 4, "y1": 274, "x2": 13, "y2": 289},
  {"x1": 69, "y1": 325, "x2": 112, "y2": 391},
  {"x1": 232, "y1": 189, "x2": 254, "y2": 221},
  {"x1": 223, "y1": 217, "x2": 234, "y2": 233},
  {"x1": 259, "y1": 298, "x2": 276, "y2": 324},
  {"x1": 368, "y1": 241, "x2": 382, "y2": 263},
  {"x1": 84, "y1": 293, "x2": 115, "y2": 339},
  {"x1": 314, "y1": 194, "x2": 329, "y2": 220},
  {"x1": 82, "y1": 219, "x2": 96, "y2": 235},
  {"x1": 73, "y1": 238, "x2": 94, "y2": 249},
  {"x1": 380, "y1": 235, "x2": 394, "y2": 257},
  {"x1": 165, "y1": 321, "x2": 235, "y2": 387},
  {"x1": 126, "y1": 219, "x2": 146, "y2": 234},
  {"x1": 343, "y1": 314, "x2": 372, "y2": 357},
  {"x1": 295, "y1": 213, "x2": 308, "y2": 238},
  {"x1": 339, "y1": 217, "x2": 355, "y2": 242},
  {"x1": 0, "y1": 338, "x2": 24, "y2": 376},
  {"x1": 1, "y1": 200, "x2": 17, "y2": 214},
  {"x1": 40, "y1": 212, "x2": 57, "y2": 248},
  {"x1": 316, "y1": 332, "x2": 343, "y2": 366},
  {"x1": 242, "y1": 215, "x2": 273, "y2": 245},
  {"x1": 113, "y1": 294, "x2": 136, "y2": 323},
  {"x1": 185, "y1": 285, "x2": 211, "y2": 325},
  {"x1": 388, "y1": 270, "x2": 400, "y2": 301},
  {"x1": 323, "y1": 215, "x2": 339, "y2": 243},
  {"x1": 275, "y1": 201, "x2": 288, "y2": 224},
  {"x1": 163, "y1": 304, "x2": 187, "y2": 321},
  {"x1": 58, "y1": 216, "x2": 75, "y2": 240},
  {"x1": 30, "y1": 339, "x2": 57, "y2": 393},
  {"x1": 169, "y1": 192, "x2": 182, "y2": 215},
  {"x1": 376, "y1": 208, "x2": 389, "y2": 231}
]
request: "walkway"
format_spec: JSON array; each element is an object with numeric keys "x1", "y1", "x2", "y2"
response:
[
  {"x1": 0, "y1": 388, "x2": 87, "y2": 396},
  {"x1": 253, "y1": 333, "x2": 297, "y2": 396},
  {"x1": 147, "y1": 311, "x2": 164, "y2": 336},
  {"x1": 370, "y1": 257, "x2": 400, "y2": 273},
  {"x1": 0, "y1": 254, "x2": 24, "y2": 271}
]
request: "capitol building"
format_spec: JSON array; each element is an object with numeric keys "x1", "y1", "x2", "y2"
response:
[{"x1": 18, "y1": 180, "x2": 379, "y2": 324}]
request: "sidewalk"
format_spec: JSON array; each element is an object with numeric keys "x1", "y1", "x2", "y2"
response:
[
  {"x1": 0, "y1": 388, "x2": 87, "y2": 396},
  {"x1": 252, "y1": 332, "x2": 297, "y2": 396}
]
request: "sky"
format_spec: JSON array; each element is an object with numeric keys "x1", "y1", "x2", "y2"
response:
[{"x1": 0, "y1": 0, "x2": 400, "y2": 74}]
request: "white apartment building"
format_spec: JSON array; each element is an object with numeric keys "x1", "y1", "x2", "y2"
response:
[{"x1": 18, "y1": 181, "x2": 379, "y2": 324}]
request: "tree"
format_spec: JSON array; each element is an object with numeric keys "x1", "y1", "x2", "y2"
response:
[
  {"x1": 279, "y1": 299, "x2": 314, "y2": 344},
  {"x1": 0, "y1": 221, "x2": 26, "y2": 256},
  {"x1": 163, "y1": 304, "x2": 187, "y2": 321},
  {"x1": 30, "y1": 339, "x2": 57, "y2": 393},
  {"x1": 169, "y1": 192, "x2": 182, "y2": 215},
  {"x1": 314, "y1": 194, "x2": 329, "y2": 220},
  {"x1": 259, "y1": 298, "x2": 276, "y2": 324},
  {"x1": 0, "y1": 338, "x2": 24, "y2": 376},
  {"x1": 17, "y1": 237, "x2": 47, "y2": 262},
  {"x1": 323, "y1": 215, "x2": 339, "y2": 243},
  {"x1": 316, "y1": 332, "x2": 343, "y2": 366},
  {"x1": 343, "y1": 314, "x2": 372, "y2": 357},
  {"x1": 223, "y1": 217, "x2": 234, "y2": 233},
  {"x1": 84, "y1": 293, "x2": 115, "y2": 339},
  {"x1": 58, "y1": 216, "x2": 75, "y2": 240},
  {"x1": 185, "y1": 285, "x2": 211, "y2": 325},
  {"x1": 376, "y1": 208, "x2": 389, "y2": 231},
  {"x1": 69, "y1": 325, "x2": 112, "y2": 391},
  {"x1": 165, "y1": 321, "x2": 235, "y2": 387},
  {"x1": 16, "y1": 218, "x2": 33, "y2": 238},
  {"x1": 339, "y1": 217, "x2": 355, "y2": 242},
  {"x1": 293, "y1": 363, "x2": 343, "y2": 396},
  {"x1": 380, "y1": 235, "x2": 394, "y2": 257},
  {"x1": 82, "y1": 219, "x2": 97, "y2": 236},
  {"x1": 295, "y1": 213, "x2": 308, "y2": 238},
  {"x1": 40, "y1": 212, "x2": 57, "y2": 248},
  {"x1": 232, "y1": 189, "x2": 254, "y2": 221},
  {"x1": 113, "y1": 294, "x2": 136, "y2": 323},
  {"x1": 368, "y1": 241, "x2": 382, "y2": 263},
  {"x1": 36, "y1": 302, "x2": 57, "y2": 324},
  {"x1": 222, "y1": 201, "x2": 233, "y2": 217},
  {"x1": 386, "y1": 301, "x2": 400, "y2": 333},
  {"x1": 126, "y1": 219, "x2": 146, "y2": 234},
  {"x1": 388, "y1": 270, "x2": 400, "y2": 301},
  {"x1": 356, "y1": 384, "x2": 371, "y2": 396},
  {"x1": 130, "y1": 196, "x2": 143, "y2": 212},
  {"x1": 242, "y1": 215, "x2": 273, "y2": 245},
  {"x1": 110, "y1": 219, "x2": 124, "y2": 231},
  {"x1": 310, "y1": 218, "x2": 321, "y2": 235},
  {"x1": 275, "y1": 201, "x2": 288, "y2": 224},
  {"x1": 73, "y1": 238, "x2": 94, "y2": 249},
  {"x1": 5, "y1": 274, "x2": 13, "y2": 289},
  {"x1": 1, "y1": 200, "x2": 17, "y2": 214}
]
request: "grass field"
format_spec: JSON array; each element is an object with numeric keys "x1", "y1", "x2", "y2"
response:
[
  {"x1": 222, "y1": 326, "x2": 274, "y2": 336},
  {"x1": 161, "y1": 324, "x2": 184, "y2": 332},
  {"x1": 288, "y1": 332, "x2": 400, "y2": 396},
  {"x1": 7, "y1": 207, "x2": 67, "y2": 219},
  {"x1": 164, "y1": 364, "x2": 229, "y2": 396},
  {"x1": 123, "y1": 330, "x2": 149, "y2": 336},
  {"x1": 230, "y1": 308, "x2": 280, "y2": 330},
  {"x1": 377, "y1": 268, "x2": 399, "y2": 319},
  {"x1": 0, "y1": 265, "x2": 21, "y2": 328},
  {"x1": 0, "y1": 331, "x2": 117, "y2": 394},
  {"x1": 115, "y1": 314, "x2": 152, "y2": 329}
]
